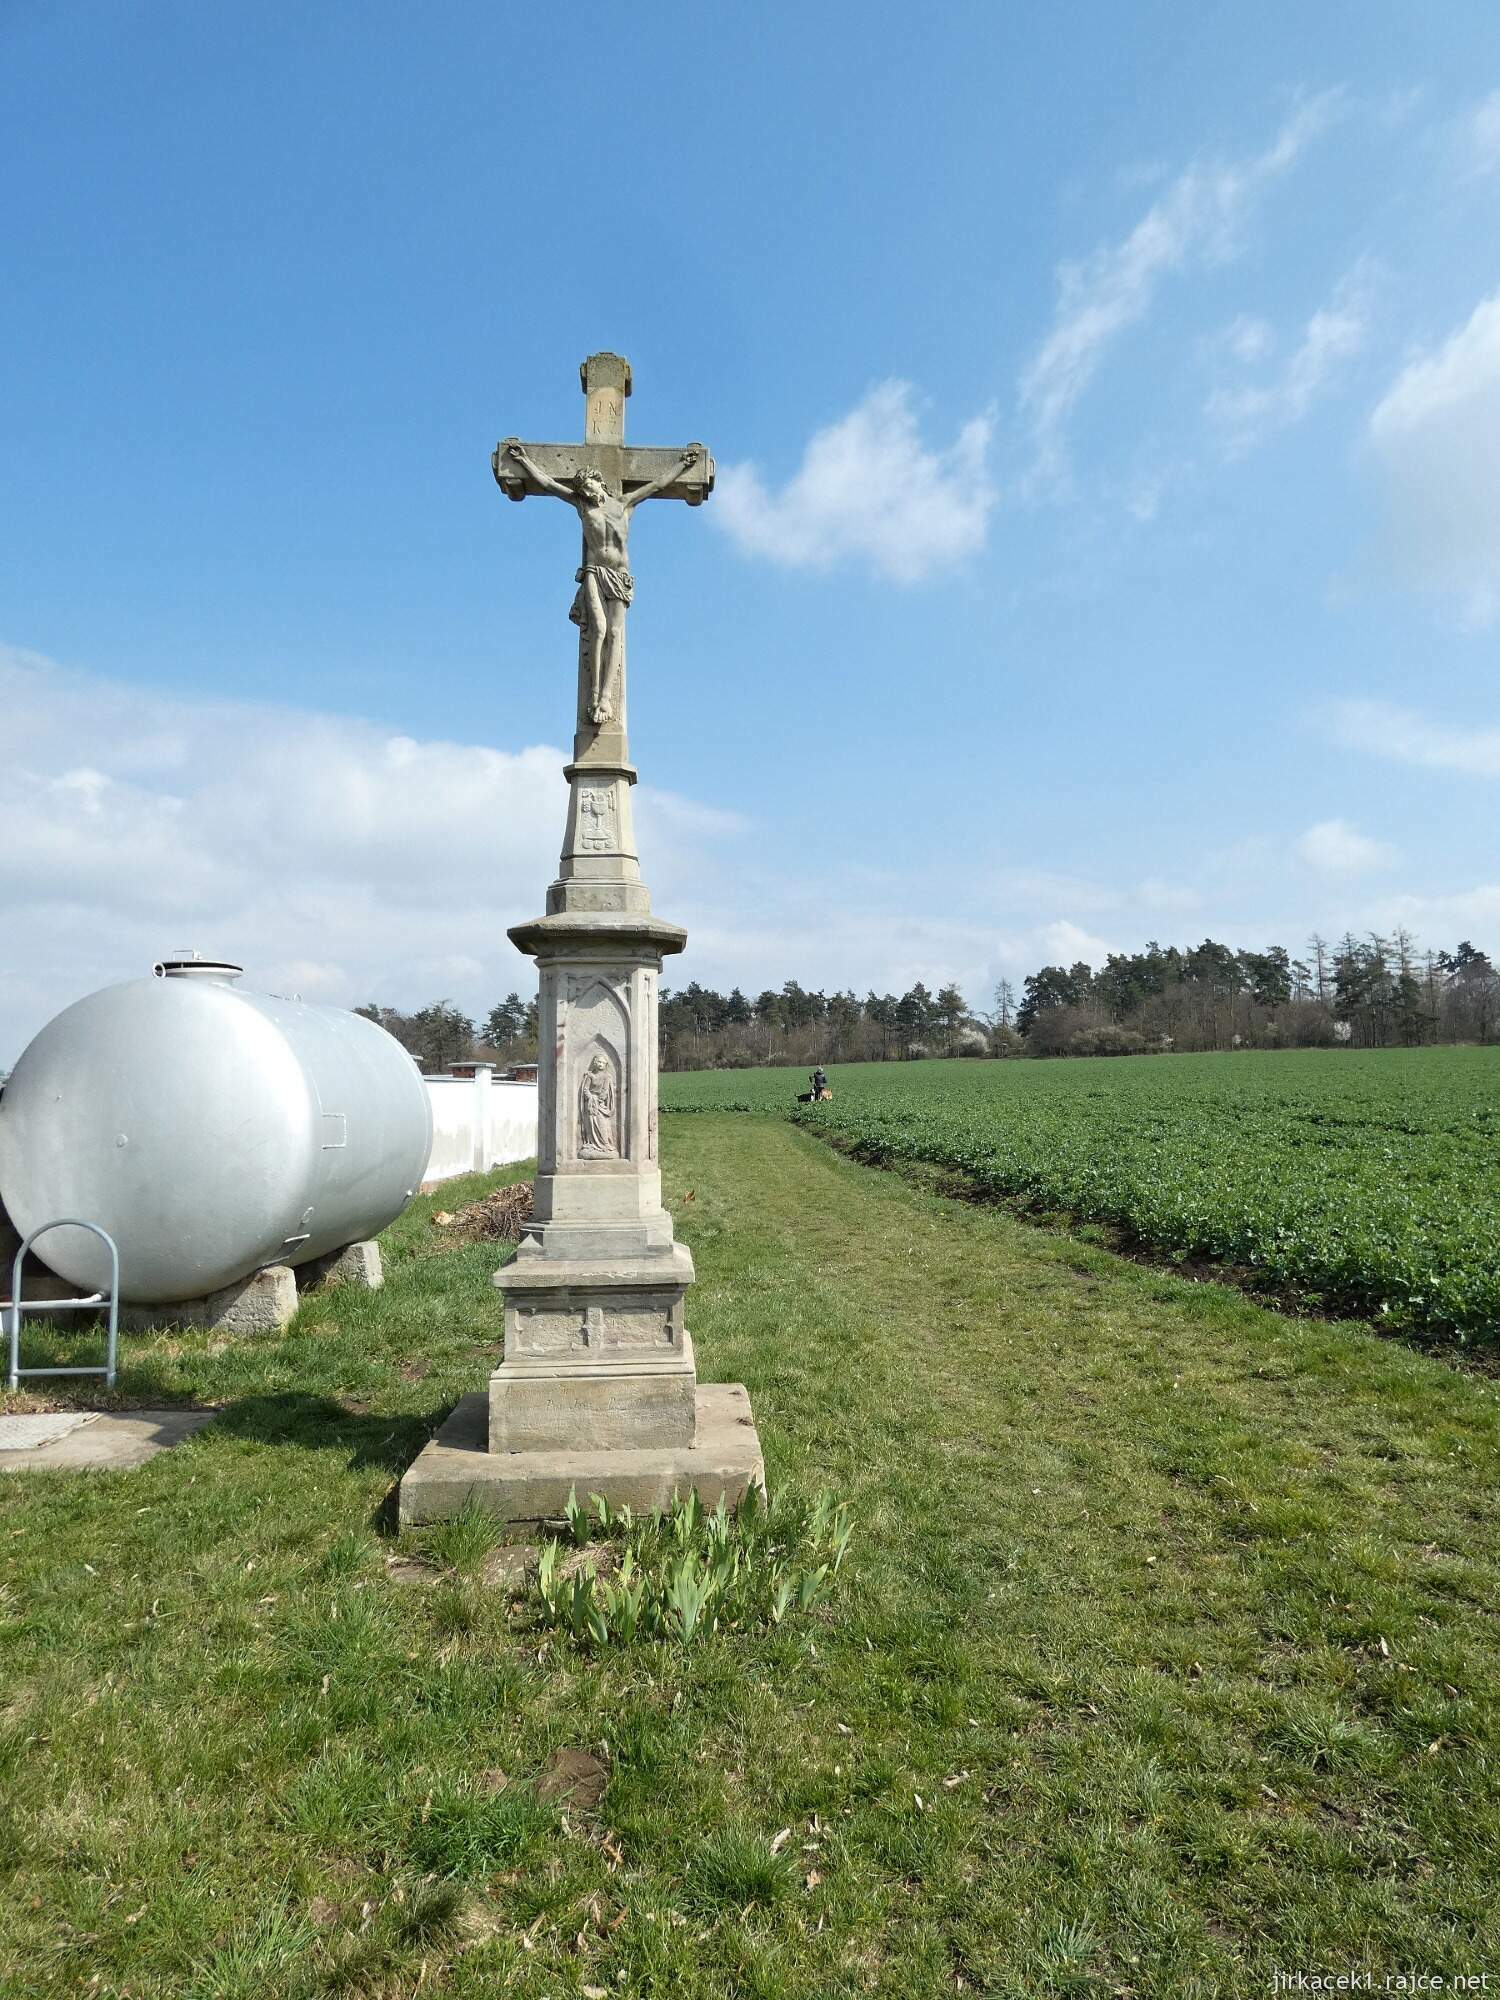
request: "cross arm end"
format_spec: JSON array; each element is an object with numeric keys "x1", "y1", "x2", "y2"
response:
[{"x1": 492, "y1": 438, "x2": 528, "y2": 500}]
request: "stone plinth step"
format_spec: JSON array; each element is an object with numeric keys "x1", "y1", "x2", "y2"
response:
[{"x1": 398, "y1": 1382, "x2": 764, "y2": 1528}]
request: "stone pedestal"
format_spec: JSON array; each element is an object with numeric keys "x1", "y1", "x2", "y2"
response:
[
  {"x1": 400, "y1": 867, "x2": 763, "y2": 1523},
  {"x1": 399, "y1": 843, "x2": 766, "y2": 1521},
  {"x1": 490, "y1": 1253, "x2": 697, "y2": 1451},
  {"x1": 398, "y1": 351, "x2": 761, "y2": 1527}
]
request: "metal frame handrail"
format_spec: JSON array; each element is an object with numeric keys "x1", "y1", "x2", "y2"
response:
[{"x1": 6, "y1": 1221, "x2": 120, "y2": 1391}]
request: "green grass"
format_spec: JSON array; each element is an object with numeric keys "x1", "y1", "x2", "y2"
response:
[
  {"x1": 663, "y1": 1048, "x2": 1500, "y2": 1343},
  {"x1": 4, "y1": 1126, "x2": 1500, "y2": 1996}
]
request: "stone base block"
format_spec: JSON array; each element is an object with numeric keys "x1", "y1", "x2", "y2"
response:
[
  {"x1": 398, "y1": 1383, "x2": 765, "y2": 1528},
  {"x1": 120, "y1": 1264, "x2": 298, "y2": 1336},
  {"x1": 489, "y1": 1349, "x2": 697, "y2": 1452},
  {"x1": 298, "y1": 1239, "x2": 383, "y2": 1292}
]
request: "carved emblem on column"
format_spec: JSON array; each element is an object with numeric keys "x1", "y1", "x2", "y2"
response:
[{"x1": 578, "y1": 786, "x2": 617, "y2": 852}]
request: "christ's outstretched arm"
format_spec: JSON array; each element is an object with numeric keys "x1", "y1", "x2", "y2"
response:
[
  {"x1": 623, "y1": 443, "x2": 702, "y2": 513},
  {"x1": 500, "y1": 441, "x2": 579, "y2": 505}
]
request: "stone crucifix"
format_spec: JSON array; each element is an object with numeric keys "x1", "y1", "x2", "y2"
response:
[
  {"x1": 393, "y1": 346, "x2": 764, "y2": 1531},
  {"x1": 494, "y1": 353, "x2": 715, "y2": 731}
]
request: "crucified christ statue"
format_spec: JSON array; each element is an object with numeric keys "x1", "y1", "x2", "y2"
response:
[
  {"x1": 500, "y1": 441, "x2": 702, "y2": 724},
  {"x1": 493, "y1": 353, "x2": 714, "y2": 737}
]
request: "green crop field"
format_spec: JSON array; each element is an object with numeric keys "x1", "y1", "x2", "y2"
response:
[{"x1": 661, "y1": 1049, "x2": 1500, "y2": 1344}]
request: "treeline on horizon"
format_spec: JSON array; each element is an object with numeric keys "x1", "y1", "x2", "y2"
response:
[{"x1": 354, "y1": 928, "x2": 1498, "y2": 1075}]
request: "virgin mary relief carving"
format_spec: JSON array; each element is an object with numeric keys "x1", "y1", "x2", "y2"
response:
[
  {"x1": 578, "y1": 1053, "x2": 618, "y2": 1159},
  {"x1": 565, "y1": 976, "x2": 629, "y2": 1162}
]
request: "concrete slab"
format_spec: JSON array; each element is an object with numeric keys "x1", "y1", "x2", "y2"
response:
[
  {"x1": 398, "y1": 1382, "x2": 764, "y2": 1528},
  {"x1": 0, "y1": 1412, "x2": 99, "y2": 1450},
  {"x1": 0, "y1": 1408, "x2": 216, "y2": 1474}
]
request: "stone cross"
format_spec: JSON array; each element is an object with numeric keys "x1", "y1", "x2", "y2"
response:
[
  {"x1": 493, "y1": 353, "x2": 714, "y2": 739},
  {"x1": 396, "y1": 350, "x2": 763, "y2": 1527}
]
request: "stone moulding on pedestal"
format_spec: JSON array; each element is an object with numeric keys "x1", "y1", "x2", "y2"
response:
[{"x1": 398, "y1": 352, "x2": 763, "y2": 1528}]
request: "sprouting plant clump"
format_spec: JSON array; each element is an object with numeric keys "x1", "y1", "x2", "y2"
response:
[{"x1": 530, "y1": 1486, "x2": 853, "y2": 1648}]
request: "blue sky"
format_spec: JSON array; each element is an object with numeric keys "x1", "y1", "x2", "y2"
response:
[{"x1": 4, "y1": 2, "x2": 1499, "y2": 1055}]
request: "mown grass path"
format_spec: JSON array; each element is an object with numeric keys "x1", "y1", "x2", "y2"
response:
[
  {"x1": 664, "y1": 1048, "x2": 1500, "y2": 1342},
  {"x1": 3, "y1": 1117, "x2": 1498, "y2": 1997}
]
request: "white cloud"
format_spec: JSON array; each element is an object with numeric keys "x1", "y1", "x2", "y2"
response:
[
  {"x1": 713, "y1": 382, "x2": 995, "y2": 583},
  {"x1": 1380, "y1": 882, "x2": 1500, "y2": 937},
  {"x1": 2, "y1": 647, "x2": 1485, "y2": 1066},
  {"x1": 1136, "y1": 875, "x2": 1203, "y2": 915},
  {"x1": 1366, "y1": 291, "x2": 1500, "y2": 626},
  {"x1": 1330, "y1": 697, "x2": 1500, "y2": 778},
  {"x1": 637, "y1": 791, "x2": 751, "y2": 840},
  {"x1": 674, "y1": 896, "x2": 1124, "y2": 1023},
  {"x1": 1208, "y1": 264, "x2": 1373, "y2": 453},
  {"x1": 1298, "y1": 818, "x2": 1394, "y2": 874},
  {"x1": 1223, "y1": 314, "x2": 1276, "y2": 364},
  {"x1": 1376, "y1": 85, "x2": 1426, "y2": 133},
  {"x1": 0, "y1": 648, "x2": 1222, "y2": 1061},
  {"x1": 0, "y1": 645, "x2": 742, "y2": 1062},
  {"x1": 1123, "y1": 464, "x2": 1172, "y2": 523},
  {"x1": 1463, "y1": 90, "x2": 1500, "y2": 176},
  {"x1": 1018, "y1": 94, "x2": 1340, "y2": 485},
  {"x1": 1040, "y1": 917, "x2": 1115, "y2": 965}
]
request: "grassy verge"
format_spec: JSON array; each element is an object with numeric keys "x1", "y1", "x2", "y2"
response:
[{"x1": 3, "y1": 1124, "x2": 1499, "y2": 1997}]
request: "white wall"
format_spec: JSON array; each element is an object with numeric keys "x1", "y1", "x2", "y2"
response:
[{"x1": 423, "y1": 1073, "x2": 537, "y2": 1182}]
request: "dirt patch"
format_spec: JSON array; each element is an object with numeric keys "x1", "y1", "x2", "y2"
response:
[
  {"x1": 479, "y1": 1546, "x2": 533, "y2": 1590},
  {"x1": 537, "y1": 1747, "x2": 610, "y2": 1808},
  {"x1": 384, "y1": 1555, "x2": 435, "y2": 1587},
  {"x1": 557, "y1": 1544, "x2": 618, "y2": 1585}
]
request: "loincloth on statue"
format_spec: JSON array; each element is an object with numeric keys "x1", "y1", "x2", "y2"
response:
[{"x1": 570, "y1": 563, "x2": 635, "y2": 626}]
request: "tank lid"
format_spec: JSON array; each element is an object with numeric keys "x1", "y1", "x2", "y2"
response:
[{"x1": 154, "y1": 952, "x2": 243, "y2": 984}]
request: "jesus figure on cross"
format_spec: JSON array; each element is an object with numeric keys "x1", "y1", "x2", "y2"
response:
[{"x1": 500, "y1": 440, "x2": 703, "y2": 725}]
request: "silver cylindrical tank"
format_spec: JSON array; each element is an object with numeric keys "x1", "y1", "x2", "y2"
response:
[{"x1": 0, "y1": 958, "x2": 433, "y2": 1303}]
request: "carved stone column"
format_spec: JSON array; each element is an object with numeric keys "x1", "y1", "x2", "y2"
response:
[
  {"x1": 469, "y1": 713, "x2": 764, "y2": 1511},
  {"x1": 489, "y1": 904, "x2": 698, "y2": 1454},
  {"x1": 401, "y1": 796, "x2": 764, "y2": 1525}
]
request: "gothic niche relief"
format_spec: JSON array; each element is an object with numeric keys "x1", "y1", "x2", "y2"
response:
[{"x1": 565, "y1": 973, "x2": 630, "y2": 1162}]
